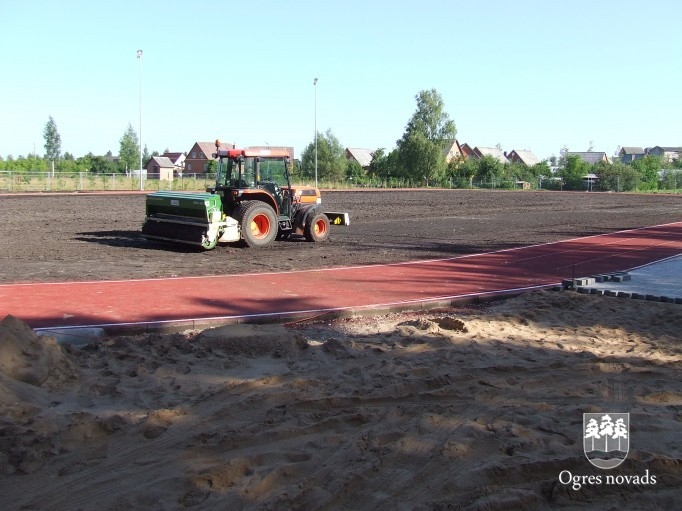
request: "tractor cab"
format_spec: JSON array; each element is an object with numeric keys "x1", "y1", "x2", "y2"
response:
[{"x1": 212, "y1": 145, "x2": 293, "y2": 219}]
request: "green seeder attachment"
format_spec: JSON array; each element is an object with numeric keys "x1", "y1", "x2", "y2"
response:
[{"x1": 141, "y1": 191, "x2": 237, "y2": 249}]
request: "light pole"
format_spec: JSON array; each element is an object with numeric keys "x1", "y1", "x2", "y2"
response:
[
  {"x1": 313, "y1": 77, "x2": 318, "y2": 188},
  {"x1": 137, "y1": 49, "x2": 143, "y2": 190}
]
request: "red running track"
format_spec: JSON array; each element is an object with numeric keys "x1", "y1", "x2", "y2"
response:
[{"x1": 2, "y1": 222, "x2": 681, "y2": 332}]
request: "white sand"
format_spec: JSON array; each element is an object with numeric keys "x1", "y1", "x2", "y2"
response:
[{"x1": 1, "y1": 290, "x2": 681, "y2": 510}]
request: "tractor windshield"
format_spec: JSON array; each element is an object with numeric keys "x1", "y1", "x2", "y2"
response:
[{"x1": 216, "y1": 156, "x2": 257, "y2": 188}]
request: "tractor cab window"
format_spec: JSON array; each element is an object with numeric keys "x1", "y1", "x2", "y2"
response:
[
  {"x1": 258, "y1": 157, "x2": 289, "y2": 187},
  {"x1": 256, "y1": 157, "x2": 290, "y2": 214},
  {"x1": 241, "y1": 157, "x2": 257, "y2": 187},
  {"x1": 217, "y1": 157, "x2": 257, "y2": 188},
  {"x1": 216, "y1": 157, "x2": 233, "y2": 187}
]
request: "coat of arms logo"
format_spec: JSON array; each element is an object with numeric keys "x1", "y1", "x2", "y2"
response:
[{"x1": 583, "y1": 413, "x2": 629, "y2": 469}]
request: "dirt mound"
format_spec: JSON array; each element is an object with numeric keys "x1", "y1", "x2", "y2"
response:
[
  {"x1": 195, "y1": 323, "x2": 309, "y2": 357},
  {"x1": 0, "y1": 315, "x2": 78, "y2": 390}
]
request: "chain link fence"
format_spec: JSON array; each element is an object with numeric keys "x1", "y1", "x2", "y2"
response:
[{"x1": 0, "y1": 172, "x2": 218, "y2": 193}]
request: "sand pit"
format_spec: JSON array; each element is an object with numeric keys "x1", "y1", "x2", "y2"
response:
[{"x1": 1, "y1": 291, "x2": 681, "y2": 510}]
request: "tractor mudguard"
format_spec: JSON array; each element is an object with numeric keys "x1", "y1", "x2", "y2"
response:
[{"x1": 292, "y1": 203, "x2": 320, "y2": 234}]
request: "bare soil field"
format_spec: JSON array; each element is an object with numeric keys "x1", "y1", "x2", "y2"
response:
[{"x1": 1, "y1": 189, "x2": 681, "y2": 284}]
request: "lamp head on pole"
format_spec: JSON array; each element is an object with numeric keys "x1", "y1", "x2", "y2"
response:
[
  {"x1": 137, "y1": 49, "x2": 143, "y2": 59},
  {"x1": 313, "y1": 77, "x2": 318, "y2": 85}
]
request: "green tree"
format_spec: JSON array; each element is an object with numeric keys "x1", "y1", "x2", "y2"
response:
[
  {"x1": 474, "y1": 155, "x2": 505, "y2": 187},
  {"x1": 449, "y1": 157, "x2": 478, "y2": 188},
  {"x1": 118, "y1": 123, "x2": 140, "y2": 174},
  {"x1": 89, "y1": 155, "x2": 118, "y2": 174},
  {"x1": 660, "y1": 169, "x2": 681, "y2": 191},
  {"x1": 398, "y1": 130, "x2": 445, "y2": 185},
  {"x1": 558, "y1": 145, "x2": 570, "y2": 167},
  {"x1": 345, "y1": 159, "x2": 365, "y2": 185},
  {"x1": 595, "y1": 160, "x2": 639, "y2": 191},
  {"x1": 631, "y1": 155, "x2": 662, "y2": 190},
  {"x1": 560, "y1": 154, "x2": 591, "y2": 190},
  {"x1": 396, "y1": 89, "x2": 456, "y2": 184},
  {"x1": 142, "y1": 144, "x2": 151, "y2": 167},
  {"x1": 530, "y1": 161, "x2": 551, "y2": 179},
  {"x1": 368, "y1": 148, "x2": 390, "y2": 181},
  {"x1": 300, "y1": 129, "x2": 346, "y2": 183},
  {"x1": 43, "y1": 116, "x2": 62, "y2": 162},
  {"x1": 505, "y1": 162, "x2": 526, "y2": 187},
  {"x1": 205, "y1": 159, "x2": 218, "y2": 174}
]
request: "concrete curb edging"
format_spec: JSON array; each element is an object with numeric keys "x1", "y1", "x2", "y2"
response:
[{"x1": 562, "y1": 271, "x2": 682, "y2": 305}]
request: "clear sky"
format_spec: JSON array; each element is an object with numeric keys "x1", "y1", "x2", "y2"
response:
[{"x1": 1, "y1": 0, "x2": 680, "y2": 162}]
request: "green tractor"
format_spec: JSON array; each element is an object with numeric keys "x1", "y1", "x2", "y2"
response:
[{"x1": 141, "y1": 144, "x2": 349, "y2": 249}]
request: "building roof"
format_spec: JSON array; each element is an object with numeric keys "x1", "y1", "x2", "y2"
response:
[
  {"x1": 619, "y1": 147, "x2": 644, "y2": 155},
  {"x1": 474, "y1": 146, "x2": 508, "y2": 164},
  {"x1": 508, "y1": 149, "x2": 540, "y2": 166},
  {"x1": 162, "y1": 152, "x2": 185, "y2": 165},
  {"x1": 459, "y1": 143, "x2": 476, "y2": 158},
  {"x1": 191, "y1": 141, "x2": 235, "y2": 160},
  {"x1": 345, "y1": 148, "x2": 374, "y2": 168},
  {"x1": 566, "y1": 151, "x2": 609, "y2": 164},
  {"x1": 148, "y1": 156, "x2": 174, "y2": 168},
  {"x1": 650, "y1": 146, "x2": 682, "y2": 152}
]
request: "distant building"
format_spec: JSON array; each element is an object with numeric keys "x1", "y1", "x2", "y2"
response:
[
  {"x1": 506, "y1": 149, "x2": 540, "y2": 166},
  {"x1": 161, "y1": 152, "x2": 186, "y2": 170},
  {"x1": 618, "y1": 147, "x2": 645, "y2": 163},
  {"x1": 145, "y1": 156, "x2": 176, "y2": 181},
  {"x1": 441, "y1": 139, "x2": 464, "y2": 163},
  {"x1": 185, "y1": 141, "x2": 235, "y2": 174},
  {"x1": 473, "y1": 146, "x2": 509, "y2": 164},
  {"x1": 459, "y1": 143, "x2": 476, "y2": 159},
  {"x1": 345, "y1": 148, "x2": 375, "y2": 169},
  {"x1": 646, "y1": 146, "x2": 682, "y2": 163},
  {"x1": 566, "y1": 152, "x2": 610, "y2": 165}
]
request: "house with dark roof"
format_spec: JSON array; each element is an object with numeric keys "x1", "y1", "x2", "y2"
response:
[
  {"x1": 646, "y1": 146, "x2": 682, "y2": 163},
  {"x1": 566, "y1": 151, "x2": 610, "y2": 164},
  {"x1": 618, "y1": 147, "x2": 645, "y2": 163},
  {"x1": 345, "y1": 148, "x2": 374, "y2": 169},
  {"x1": 185, "y1": 141, "x2": 235, "y2": 174},
  {"x1": 161, "y1": 152, "x2": 186, "y2": 169},
  {"x1": 506, "y1": 149, "x2": 540, "y2": 166}
]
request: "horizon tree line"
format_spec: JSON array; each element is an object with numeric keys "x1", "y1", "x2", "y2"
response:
[{"x1": 3, "y1": 100, "x2": 681, "y2": 192}]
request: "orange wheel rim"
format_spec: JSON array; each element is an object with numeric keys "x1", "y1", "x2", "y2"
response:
[
  {"x1": 314, "y1": 219, "x2": 327, "y2": 236},
  {"x1": 251, "y1": 214, "x2": 271, "y2": 238}
]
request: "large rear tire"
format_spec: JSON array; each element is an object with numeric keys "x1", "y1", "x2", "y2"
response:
[
  {"x1": 304, "y1": 212, "x2": 330, "y2": 242},
  {"x1": 235, "y1": 201, "x2": 278, "y2": 248}
]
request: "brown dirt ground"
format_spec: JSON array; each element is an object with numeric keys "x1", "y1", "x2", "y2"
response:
[{"x1": 1, "y1": 189, "x2": 681, "y2": 284}]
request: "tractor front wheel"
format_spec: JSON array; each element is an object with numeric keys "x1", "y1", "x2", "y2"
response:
[
  {"x1": 235, "y1": 201, "x2": 278, "y2": 248},
  {"x1": 304, "y1": 212, "x2": 330, "y2": 242}
]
